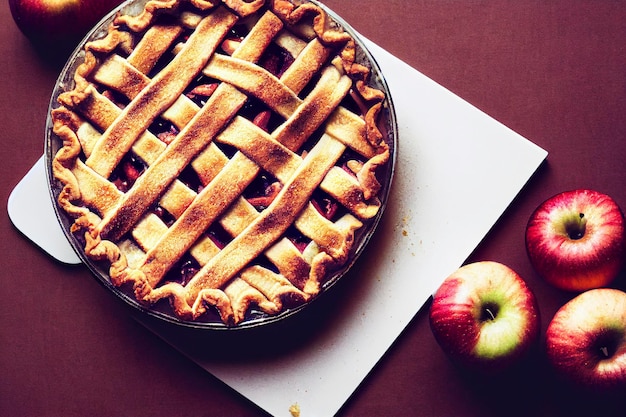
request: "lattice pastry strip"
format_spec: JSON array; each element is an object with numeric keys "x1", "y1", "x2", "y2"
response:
[{"x1": 51, "y1": 0, "x2": 391, "y2": 325}]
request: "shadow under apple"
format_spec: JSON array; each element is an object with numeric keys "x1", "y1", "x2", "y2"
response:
[{"x1": 453, "y1": 334, "x2": 626, "y2": 417}]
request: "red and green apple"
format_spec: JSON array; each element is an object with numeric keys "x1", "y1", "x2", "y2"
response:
[
  {"x1": 546, "y1": 288, "x2": 626, "y2": 389},
  {"x1": 429, "y1": 261, "x2": 540, "y2": 372},
  {"x1": 525, "y1": 189, "x2": 626, "y2": 292}
]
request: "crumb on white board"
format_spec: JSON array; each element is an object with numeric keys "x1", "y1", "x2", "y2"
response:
[{"x1": 289, "y1": 403, "x2": 300, "y2": 417}]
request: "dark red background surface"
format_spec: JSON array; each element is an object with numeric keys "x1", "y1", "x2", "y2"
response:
[{"x1": 2, "y1": 1, "x2": 626, "y2": 416}]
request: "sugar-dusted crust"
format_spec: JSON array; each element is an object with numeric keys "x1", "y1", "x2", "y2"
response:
[{"x1": 51, "y1": 0, "x2": 390, "y2": 325}]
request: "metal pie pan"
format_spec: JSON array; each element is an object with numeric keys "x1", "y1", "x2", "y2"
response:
[{"x1": 45, "y1": 0, "x2": 398, "y2": 330}]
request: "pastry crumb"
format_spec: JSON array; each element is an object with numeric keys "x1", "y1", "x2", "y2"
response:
[{"x1": 289, "y1": 403, "x2": 300, "y2": 417}]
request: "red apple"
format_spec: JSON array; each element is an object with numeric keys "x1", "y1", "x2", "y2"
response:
[
  {"x1": 9, "y1": 0, "x2": 124, "y2": 47},
  {"x1": 546, "y1": 288, "x2": 626, "y2": 389},
  {"x1": 525, "y1": 189, "x2": 626, "y2": 292},
  {"x1": 429, "y1": 261, "x2": 540, "y2": 372}
]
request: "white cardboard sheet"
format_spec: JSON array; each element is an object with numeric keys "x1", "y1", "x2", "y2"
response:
[{"x1": 8, "y1": 38, "x2": 547, "y2": 417}]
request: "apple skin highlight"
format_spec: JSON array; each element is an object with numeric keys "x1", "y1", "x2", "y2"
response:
[
  {"x1": 525, "y1": 189, "x2": 626, "y2": 292},
  {"x1": 429, "y1": 261, "x2": 540, "y2": 372},
  {"x1": 546, "y1": 288, "x2": 626, "y2": 390}
]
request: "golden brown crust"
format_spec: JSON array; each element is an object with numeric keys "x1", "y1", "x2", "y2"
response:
[{"x1": 51, "y1": 0, "x2": 390, "y2": 325}]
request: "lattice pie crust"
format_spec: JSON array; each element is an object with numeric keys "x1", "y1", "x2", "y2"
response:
[{"x1": 51, "y1": 0, "x2": 391, "y2": 325}]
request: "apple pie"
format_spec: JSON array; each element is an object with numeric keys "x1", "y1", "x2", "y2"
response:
[{"x1": 49, "y1": 0, "x2": 393, "y2": 326}]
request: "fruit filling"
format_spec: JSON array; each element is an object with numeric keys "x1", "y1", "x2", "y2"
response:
[
  {"x1": 258, "y1": 42, "x2": 295, "y2": 78},
  {"x1": 165, "y1": 254, "x2": 201, "y2": 286},
  {"x1": 110, "y1": 153, "x2": 146, "y2": 192},
  {"x1": 285, "y1": 225, "x2": 311, "y2": 253},
  {"x1": 185, "y1": 80, "x2": 219, "y2": 107}
]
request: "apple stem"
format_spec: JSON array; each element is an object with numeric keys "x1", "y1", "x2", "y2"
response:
[
  {"x1": 484, "y1": 307, "x2": 496, "y2": 321},
  {"x1": 601, "y1": 346, "x2": 609, "y2": 358}
]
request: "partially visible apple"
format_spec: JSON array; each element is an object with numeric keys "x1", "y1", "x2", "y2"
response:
[
  {"x1": 9, "y1": 0, "x2": 124, "y2": 48},
  {"x1": 429, "y1": 261, "x2": 540, "y2": 372},
  {"x1": 546, "y1": 288, "x2": 626, "y2": 389},
  {"x1": 525, "y1": 189, "x2": 626, "y2": 292}
]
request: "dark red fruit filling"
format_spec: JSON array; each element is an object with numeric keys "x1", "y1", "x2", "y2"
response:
[
  {"x1": 226, "y1": 25, "x2": 248, "y2": 44},
  {"x1": 101, "y1": 89, "x2": 129, "y2": 109},
  {"x1": 150, "y1": 118, "x2": 179, "y2": 145},
  {"x1": 240, "y1": 97, "x2": 275, "y2": 127},
  {"x1": 252, "y1": 109, "x2": 272, "y2": 131},
  {"x1": 244, "y1": 173, "x2": 280, "y2": 210},
  {"x1": 185, "y1": 77, "x2": 219, "y2": 107},
  {"x1": 285, "y1": 226, "x2": 310, "y2": 253},
  {"x1": 259, "y1": 43, "x2": 294, "y2": 78},
  {"x1": 179, "y1": 165, "x2": 204, "y2": 193},
  {"x1": 311, "y1": 191, "x2": 338, "y2": 220},
  {"x1": 152, "y1": 204, "x2": 175, "y2": 227},
  {"x1": 110, "y1": 153, "x2": 146, "y2": 192},
  {"x1": 247, "y1": 181, "x2": 282, "y2": 211},
  {"x1": 205, "y1": 223, "x2": 232, "y2": 250},
  {"x1": 162, "y1": 255, "x2": 201, "y2": 287}
]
